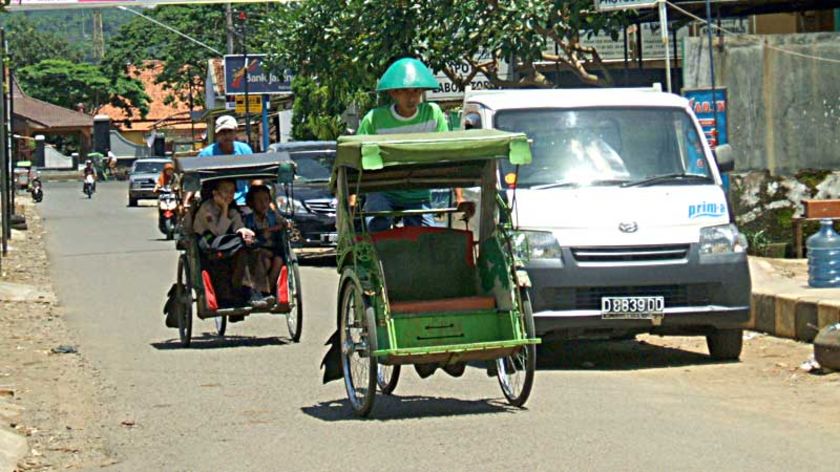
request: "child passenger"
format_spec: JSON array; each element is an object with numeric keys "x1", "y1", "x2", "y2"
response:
[
  {"x1": 244, "y1": 185, "x2": 288, "y2": 303},
  {"x1": 193, "y1": 179, "x2": 271, "y2": 309}
]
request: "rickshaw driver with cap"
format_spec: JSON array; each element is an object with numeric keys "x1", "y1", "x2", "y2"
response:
[
  {"x1": 357, "y1": 57, "x2": 470, "y2": 378},
  {"x1": 199, "y1": 115, "x2": 253, "y2": 206},
  {"x1": 356, "y1": 57, "x2": 470, "y2": 232}
]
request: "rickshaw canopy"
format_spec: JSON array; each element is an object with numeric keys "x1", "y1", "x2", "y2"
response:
[
  {"x1": 177, "y1": 151, "x2": 295, "y2": 191},
  {"x1": 331, "y1": 129, "x2": 531, "y2": 192}
]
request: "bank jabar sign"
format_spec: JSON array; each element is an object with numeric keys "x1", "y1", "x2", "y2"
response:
[{"x1": 223, "y1": 55, "x2": 292, "y2": 95}]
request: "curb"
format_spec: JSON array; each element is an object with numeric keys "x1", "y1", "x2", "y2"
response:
[{"x1": 748, "y1": 291, "x2": 840, "y2": 342}]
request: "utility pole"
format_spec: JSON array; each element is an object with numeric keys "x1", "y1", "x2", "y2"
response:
[
  {"x1": 704, "y1": 0, "x2": 719, "y2": 146},
  {"x1": 225, "y1": 4, "x2": 235, "y2": 55},
  {"x1": 92, "y1": 9, "x2": 105, "y2": 62},
  {"x1": 238, "y1": 10, "x2": 252, "y2": 149},
  {"x1": 0, "y1": 28, "x2": 9, "y2": 256}
]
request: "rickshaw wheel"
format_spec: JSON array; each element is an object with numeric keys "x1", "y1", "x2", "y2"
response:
[
  {"x1": 497, "y1": 291, "x2": 536, "y2": 407},
  {"x1": 286, "y1": 262, "x2": 303, "y2": 342},
  {"x1": 377, "y1": 364, "x2": 401, "y2": 395},
  {"x1": 176, "y1": 255, "x2": 193, "y2": 348},
  {"x1": 339, "y1": 277, "x2": 377, "y2": 416},
  {"x1": 214, "y1": 315, "x2": 227, "y2": 337}
]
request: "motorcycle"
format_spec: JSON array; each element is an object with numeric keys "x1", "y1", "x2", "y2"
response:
[
  {"x1": 83, "y1": 174, "x2": 95, "y2": 199},
  {"x1": 29, "y1": 176, "x2": 43, "y2": 203},
  {"x1": 157, "y1": 187, "x2": 178, "y2": 240}
]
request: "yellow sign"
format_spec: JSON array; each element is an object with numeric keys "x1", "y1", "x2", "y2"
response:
[{"x1": 235, "y1": 95, "x2": 262, "y2": 114}]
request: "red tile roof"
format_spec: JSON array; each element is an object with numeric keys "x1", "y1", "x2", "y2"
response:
[{"x1": 99, "y1": 61, "x2": 206, "y2": 132}]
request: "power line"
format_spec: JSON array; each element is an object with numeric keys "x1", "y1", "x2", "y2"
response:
[
  {"x1": 116, "y1": 6, "x2": 224, "y2": 56},
  {"x1": 666, "y1": 1, "x2": 840, "y2": 65}
]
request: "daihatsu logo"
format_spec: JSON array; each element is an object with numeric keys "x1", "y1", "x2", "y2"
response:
[{"x1": 618, "y1": 222, "x2": 638, "y2": 233}]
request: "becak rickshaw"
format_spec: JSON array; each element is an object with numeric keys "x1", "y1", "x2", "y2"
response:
[
  {"x1": 164, "y1": 152, "x2": 304, "y2": 347},
  {"x1": 325, "y1": 129, "x2": 539, "y2": 416}
]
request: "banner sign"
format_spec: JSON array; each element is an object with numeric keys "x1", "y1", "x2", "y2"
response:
[
  {"x1": 5, "y1": 0, "x2": 291, "y2": 11},
  {"x1": 593, "y1": 0, "x2": 658, "y2": 12},
  {"x1": 223, "y1": 55, "x2": 292, "y2": 95},
  {"x1": 683, "y1": 87, "x2": 728, "y2": 148}
]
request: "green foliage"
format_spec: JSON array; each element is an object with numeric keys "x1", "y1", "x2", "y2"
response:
[
  {"x1": 2, "y1": 15, "x2": 84, "y2": 70},
  {"x1": 289, "y1": 76, "x2": 373, "y2": 141},
  {"x1": 17, "y1": 59, "x2": 149, "y2": 118},
  {"x1": 259, "y1": 0, "x2": 629, "y2": 138}
]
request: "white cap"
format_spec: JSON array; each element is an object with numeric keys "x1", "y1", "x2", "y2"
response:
[{"x1": 215, "y1": 115, "x2": 238, "y2": 133}]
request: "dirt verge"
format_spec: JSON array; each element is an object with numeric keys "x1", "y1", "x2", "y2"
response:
[{"x1": 0, "y1": 198, "x2": 113, "y2": 471}]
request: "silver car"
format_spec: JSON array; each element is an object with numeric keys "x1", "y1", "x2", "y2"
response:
[{"x1": 128, "y1": 158, "x2": 171, "y2": 207}]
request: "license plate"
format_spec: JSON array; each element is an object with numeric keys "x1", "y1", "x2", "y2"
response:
[
  {"x1": 601, "y1": 296, "x2": 665, "y2": 320},
  {"x1": 321, "y1": 233, "x2": 338, "y2": 243}
]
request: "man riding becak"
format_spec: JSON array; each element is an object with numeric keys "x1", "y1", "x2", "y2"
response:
[{"x1": 322, "y1": 57, "x2": 471, "y2": 383}]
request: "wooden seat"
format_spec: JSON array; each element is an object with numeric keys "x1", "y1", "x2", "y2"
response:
[{"x1": 390, "y1": 296, "x2": 495, "y2": 315}]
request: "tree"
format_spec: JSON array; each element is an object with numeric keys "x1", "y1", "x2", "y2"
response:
[
  {"x1": 258, "y1": 0, "x2": 630, "y2": 138},
  {"x1": 17, "y1": 59, "x2": 150, "y2": 118},
  {"x1": 103, "y1": 4, "x2": 281, "y2": 108},
  {"x1": 3, "y1": 15, "x2": 84, "y2": 70},
  {"x1": 262, "y1": 0, "x2": 630, "y2": 90}
]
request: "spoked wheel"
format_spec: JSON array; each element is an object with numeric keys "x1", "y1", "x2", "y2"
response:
[
  {"x1": 176, "y1": 255, "x2": 193, "y2": 348},
  {"x1": 214, "y1": 315, "x2": 227, "y2": 337},
  {"x1": 339, "y1": 278, "x2": 377, "y2": 416},
  {"x1": 377, "y1": 364, "x2": 401, "y2": 395},
  {"x1": 497, "y1": 291, "x2": 536, "y2": 407},
  {"x1": 286, "y1": 262, "x2": 303, "y2": 342}
]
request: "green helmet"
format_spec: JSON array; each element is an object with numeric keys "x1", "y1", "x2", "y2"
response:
[{"x1": 376, "y1": 57, "x2": 440, "y2": 92}]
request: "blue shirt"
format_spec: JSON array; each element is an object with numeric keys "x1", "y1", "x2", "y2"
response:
[{"x1": 198, "y1": 141, "x2": 254, "y2": 205}]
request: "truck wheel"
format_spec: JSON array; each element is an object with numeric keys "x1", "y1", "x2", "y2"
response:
[
  {"x1": 706, "y1": 329, "x2": 743, "y2": 360},
  {"x1": 129, "y1": 197, "x2": 138, "y2": 207}
]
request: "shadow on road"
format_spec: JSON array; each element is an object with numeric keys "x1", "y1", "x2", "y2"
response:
[
  {"x1": 150, "y1": 334, "x2": 291, "y2": 350},
  {"x1": 536, "y1": 339, "x2": 732, "y2": 371},
  {"x1": 296, "y1": 252, "x2": 337, "y2": 267},
  {"x1": 301, "y1": 395, "x2": 518, "y2": 422}
]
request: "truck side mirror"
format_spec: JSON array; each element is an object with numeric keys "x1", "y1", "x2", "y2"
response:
[{"x1": 714, "y1": 144, "x2": 734, "y2": 173}]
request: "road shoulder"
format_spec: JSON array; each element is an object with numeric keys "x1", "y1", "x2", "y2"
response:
[{"x1": 0, "y1": 199, "x2": 114, "y2": 470}]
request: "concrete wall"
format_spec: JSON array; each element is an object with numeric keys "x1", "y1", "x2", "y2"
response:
[{"x1": 683, "y1": 33, "x2": 840, "y2": 174}]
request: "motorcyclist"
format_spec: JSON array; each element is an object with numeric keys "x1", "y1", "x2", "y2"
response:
[
  {"x1": 82, "y1": 160, "x2": 97, "y2": 193},
  {"x1": 153, "y1": 162, "x2": 179, "y2": 194}
]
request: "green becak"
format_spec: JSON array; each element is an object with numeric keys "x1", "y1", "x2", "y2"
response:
[{"x1": 375, "y1": 58, "x2": 440, "y2": 92}]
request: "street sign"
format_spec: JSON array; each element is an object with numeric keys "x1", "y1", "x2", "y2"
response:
[
  {"x1": 5, "y1": 0, "x2": 292, "y2": 11},
  {"x1": 234, "y1": 95, "x2": 262, "y2": 114},
  {"x1": 224, "y1": 55, "x2": 292, "y2": 95},
  {"x1": 594, "y1": 0, "x2": 658, "y2": 11},
  {"x1": 427, "y1": 59, "x2": 509, "y2": 101}
]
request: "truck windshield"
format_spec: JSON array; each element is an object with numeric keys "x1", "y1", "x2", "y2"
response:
[{"x1": 495, "y1": 108, "x2": 712, "y2": 189}]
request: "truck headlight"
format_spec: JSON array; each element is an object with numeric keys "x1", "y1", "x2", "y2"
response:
[
  {"x1": 277, "y1": 196, "x2": 307, "y2": 214},
  {"x1": 512, "y1": 231, "x2": 562, "y2": 261},
  {"x1": 699, "y1": 223, "x2": 748, "y2": 255}
]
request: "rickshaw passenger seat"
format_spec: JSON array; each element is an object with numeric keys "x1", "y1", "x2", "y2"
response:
[{"x1": 372, "y1": 227, "x2": 495, "y2": 313}]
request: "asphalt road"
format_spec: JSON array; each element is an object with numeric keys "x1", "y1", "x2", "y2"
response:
[{"x1": 38, "y1": 182, "x2": 840, "y2": 471}]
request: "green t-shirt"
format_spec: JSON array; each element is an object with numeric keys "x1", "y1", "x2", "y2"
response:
[{"x1": 357, "y1": 102, "x2": 449, "y2": 205}]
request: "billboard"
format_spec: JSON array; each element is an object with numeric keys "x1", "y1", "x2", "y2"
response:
[
  {"x1": 4, "y1": 0, "x2": 289, "y2": 11},
  {"x1": 683, "y1": 87, "x2": 728, "y2": 148},
  {"x1": 223, "y1": 55, "x2": 292, "y2": 95}
]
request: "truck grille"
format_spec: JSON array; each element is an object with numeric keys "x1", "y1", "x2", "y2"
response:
[
  {"x1": 304, "y1": 199, "x2": 336, "y2": 215},
  {"x1": 571, "y1": 245, "x2": 690, "y2": 263},
  {"x1": 541, "y1": 284, "x2": 713, "y2": 310}
]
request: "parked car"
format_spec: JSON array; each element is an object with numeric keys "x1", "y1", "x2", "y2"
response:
[
  {"x1": 462, "y1": 86, "x2": 751, "y2": 359},
  {"x1": 128, "y1": 157, "x2": 171, "y2": 207},
  {"x1": 269, "y1": 142, "x2": 337, "y2": 247}
]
